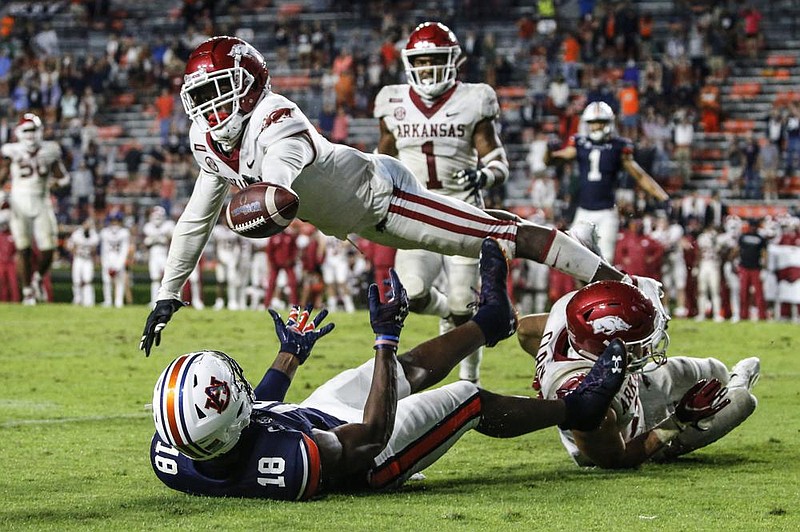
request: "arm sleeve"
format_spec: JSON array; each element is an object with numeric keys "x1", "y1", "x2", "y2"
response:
[
  {"x1": 156, "y1": 171, "x2": 229, "y2": 300},
  {"x1": 258, "y1": 134, "x2": 316, "y2": 189}
]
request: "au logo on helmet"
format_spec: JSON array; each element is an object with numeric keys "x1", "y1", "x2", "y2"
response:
[
  {"x1": 589, "y1": 316, "x2": 631, "y2": 335},
  {"x1": 204, "y1": 376, "x2": 231, "y2": 413}
]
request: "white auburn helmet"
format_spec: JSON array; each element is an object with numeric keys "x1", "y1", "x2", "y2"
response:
[
  {"x1": 581, "y1": 101, "x2": 615, "y2": 142},
  {"x1": 401, "y1": 22, "x2": 465, "y2": 99},
  {"x1": 153, "y1": 350, "x2": 254, "y2": 461},
  {"x1": 180, "y1": 36, "x2": 271, "y2": 150},
  {"x1": 15, "y1": 113, "x2": 44, "y2": 151}
]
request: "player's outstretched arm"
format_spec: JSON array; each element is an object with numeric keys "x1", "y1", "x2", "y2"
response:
[
  {"x1": 256, "y1": 305, "x2": 335, "y2": 401},
  {"x1": 324, "y1": 269, "x2": 409, "y2": 477},
  {"x1": 622, "y1": 155, "x2": 669, "y2": 202}
]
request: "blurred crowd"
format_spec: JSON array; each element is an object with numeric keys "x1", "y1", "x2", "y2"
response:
[{"x1": 0, "y1": 0, "x2": 798, "y2": 318}]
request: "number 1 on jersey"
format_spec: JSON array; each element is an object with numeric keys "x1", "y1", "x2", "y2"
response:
[
  {"x1": 421, "y1": 141, "x2": 442, "y2": 189},
  {"x1": 587, "y1": 148, "x2": 602, "y2": 182}
]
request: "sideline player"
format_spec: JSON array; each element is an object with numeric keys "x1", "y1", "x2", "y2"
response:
[
  {"x1": 517, "y1": 280, "x2": 759, "y2": 468},
  {"x1": 150, "y1": 239, "x2": 627, "y2": 499},
  {"x1": 66, "y1": 217, "x2": 100, "y2": 306},
  {"x1": 547, "y1": 102, "x2": 669, "y2": 262},
  {"x1": 375, "y1": 22, "x2": 508, "y2": 384},
  {"x1": 139, "y1": 36, "x2": 639, "y2": 356},
  {"x1": 143, "y1": 206, "x2": 175, "y2": 305},
  {"x1": 0, "y1": 113, "x2": 70, "y2": 304},
  {"x1": 99, "y1": 211, "x2": 131, "y2": 308}
]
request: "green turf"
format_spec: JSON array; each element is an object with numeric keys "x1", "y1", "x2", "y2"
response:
[{"x1": 1, "y1": 304, "x2": 797, "y2": 531}]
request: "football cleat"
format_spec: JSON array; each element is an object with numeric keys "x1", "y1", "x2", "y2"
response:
[
  {"x1": 470, "y1": 238, "x2": 517, "y2": 347},
  {"x1": 728, "y1": 357, "x2": 760, "y2": 391},
  {"x1": 559, "y1": 338, "x2": 628, "y2": 431}
]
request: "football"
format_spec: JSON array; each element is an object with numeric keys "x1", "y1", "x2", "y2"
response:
[{"x1": 224, "y1": 182, "x2": 299, "y2": 239}]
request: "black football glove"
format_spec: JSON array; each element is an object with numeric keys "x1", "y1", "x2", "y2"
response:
[
  {"x1": 368, "y1": 268, "x2": 409, "y2": 338},
  {"x1": 268, "y1": 304, "x2": 335, "y2": 364},
  {"x1": 447, "y1": 167, "x2": 495, "y2": 193},
  {"x1": 139, "y1": 299, "x2": 187, "y2": 356},
  {"x1": 674, "y1": 378, "x2": 731, "y2": 429}
]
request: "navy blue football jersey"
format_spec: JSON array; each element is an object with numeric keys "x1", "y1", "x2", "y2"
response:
[
  {"x1": 569, "y1": 135, "x2": 633, "y2": 210},
  {"x1": 151, "y1": 401, "x2": 346, "y2": 500}
]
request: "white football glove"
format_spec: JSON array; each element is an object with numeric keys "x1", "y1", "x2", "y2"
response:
[
  {"x1": 445, "y1": 167, "x2": 495, "y2": 193},
  {"x1": 623, "y1": 274, "x2": 671, "y2": 321}
]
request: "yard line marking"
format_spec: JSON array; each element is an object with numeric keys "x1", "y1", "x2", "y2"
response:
[{"x1": 1, "y1": 412, "x2": 150, "y2": 428}]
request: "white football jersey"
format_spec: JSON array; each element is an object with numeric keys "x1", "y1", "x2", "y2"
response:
[
  {"x1": 374, "y1": 82, "x2": 499, "y2": 204},
  {"x1": 143, "y1": 220, "x2": 175, "y2": 250},
  {"x1": 535, "y1": 292, "x2": 645, "y2": 444},
  {"x1": 189, "y1": 91, "x2": 391, "y2": 239},
  {"x1": 68, "y1": 227, "x2": 99, "y2": 259},
  {"x1": 100, "y1": 226, "x2": 130, "y2": 270},
  {"x1": 1, "y1": 141, "x2": 62, "y2": 202},
  {"x1": 211, "y1": 224, "x2": 242, "y2": 265}
]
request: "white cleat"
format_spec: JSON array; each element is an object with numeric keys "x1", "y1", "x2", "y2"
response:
[{"x1": 729, "y1": 357, "x2": 760, "y2": 391}]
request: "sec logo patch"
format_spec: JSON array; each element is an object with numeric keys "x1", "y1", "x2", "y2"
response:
[{"x1": 394, "y1": 107, "x2": 406, "y2": 121}]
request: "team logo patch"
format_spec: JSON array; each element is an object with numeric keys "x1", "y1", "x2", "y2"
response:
[
  {"x1": 394, "y1": 107, "x2": 406, "y2": 120},
  {"x1": 204, "y1": 376, "x2": 231, "y2": 414},
  {"x1": 261, "y1": 108, "x2": 293, "y2": 131},
  {"x1": 589, "y1": 315, "x2": 632, "y2": 335},
  {"x1": 205, "y1": 156, "x2": 219, "y2": 172}
]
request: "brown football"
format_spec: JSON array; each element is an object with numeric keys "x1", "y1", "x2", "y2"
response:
[{"x1": 224, "y1": 182, "x2": 299, "y2": 239}]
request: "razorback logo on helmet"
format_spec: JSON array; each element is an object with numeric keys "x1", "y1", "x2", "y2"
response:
[
  {"x1": 260, "y1": 108, "x2": 292, "y2": 131},
  {"x1": 228, "y1": 43, "x2": 251, "y2": 59},
  {"x1": 589, "y1": 315, "x2": 632, "y2": 336},
  {"x1": 204, "y1": 376, "x2": 231, "y2": 414}
]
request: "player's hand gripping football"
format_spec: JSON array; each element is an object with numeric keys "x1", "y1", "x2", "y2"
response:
[
  {"x1": 447, "y1": 167, "x2": 495, "y2": 193},
  {"x1": 268, "y1": 304, "x2": 335, "y2": 364},
  {"x1": 140, "y1": 299, "x2": 188, "y2": 356},
  {"x1": 675, "y1": 378, "x2": 731, "y2": 429},
  {"x1": 368, "y1": 268, "x2": 409, "y2": 339}
]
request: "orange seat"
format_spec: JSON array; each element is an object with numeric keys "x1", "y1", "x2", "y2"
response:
[
  {"x1": 723, "y1": 119, "x2": 755, "y2": 133},
  {"x1": 766, "y1": 55, "x2": 797, "y2": 67},
  {"x1": 496, "y1": 86, "x2": 527, "y2": 99},
  {"x1": 111, "y1": 93, "x2": 136, "y2": 107},
  {"x1": 271, "y1": 75, "x2": 312, "y2": 90},
  {"x1": 730, "y1": 82, "x2": 761, "y2": 98},
  {"x1": 97, "y1": 125, "x2": 123, "y2": 139}
]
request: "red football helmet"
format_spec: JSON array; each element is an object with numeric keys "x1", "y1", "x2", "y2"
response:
[
  {"x1": 566, "y1": 280, "x2": 669, "y2": 372},
  {"x1": 180, "y1": 36, "x2": 270, "y2": 148},
  {"x1": 401, "y1": 22, "x2": 464, "y2": 99},
  {"x1": 15, "y1": 113, "x2": 43, "y2": 150}
]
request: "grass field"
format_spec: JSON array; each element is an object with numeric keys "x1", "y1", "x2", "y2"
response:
[{"x1": 1, "y1": 304, "x2": 798, "y2": 531}]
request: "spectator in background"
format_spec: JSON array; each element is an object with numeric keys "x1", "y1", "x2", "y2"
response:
[
  {"x1": 741, "y1": 6, "x2": 763, "y2": 58},
  {"x1": 742, "y1": 132, "x2": 761, "y2": 199},
  {"x1": 561, "y1": 31, "x2": 581, "y2": 89},
  {"x1": 698, "y1": 78, "x2": 721, "y2": 133},
  {"x1": 783, "y1": 103, "x2": 800, "y2": 177},
  {"x1": 738, "y1": 220, "x2": 768, "y2": 320},
  {"x1": 726, "y1": 136, "x2": 745, "y2": 197},
  {"x1": 618, "y1": 79, "x2": 639, "y2": 138},
  {"x1": 766, "y1": 107, "x2": 785, "y2": 151},
  {"x1": 153, "y1": 87, "x2": 175, "y2": 146},
  {"x1": 330, "y1": 105, "x2": 350, "y2": 144},
  {"x1": 548, "y1": 73, "x2": 570, "y2": 115},
  {"x1": 672, "y1": 110, "x2": 694, "y2": 186},
  {"x1": 760, "y1": 137, "x2": 780, "y2": 200}
]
